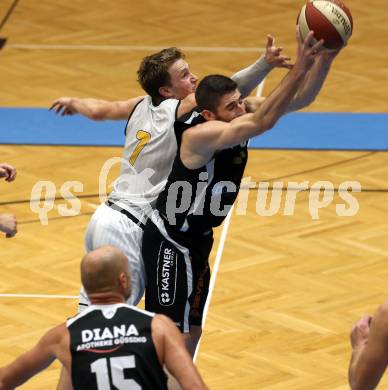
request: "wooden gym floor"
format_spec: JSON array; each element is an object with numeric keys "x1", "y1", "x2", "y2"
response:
[{"x1": 0, "y1": 1, "x2": 388, "y2": 389}]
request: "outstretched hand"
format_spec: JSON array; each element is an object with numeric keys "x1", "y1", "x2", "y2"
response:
[
  {"x1": 264, "y1": 35, "x2": 292, "y2": 69},
  {"x1": 0, "y1": 163, "x2": 16, "y2": 182},
  {"x1": 0, "y1": 213, "x2": 17, "y2": 237},
  {"x1": 50, "y1": 97, "x2": 78, "y2": 116}
]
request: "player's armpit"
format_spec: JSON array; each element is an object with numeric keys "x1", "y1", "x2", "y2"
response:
[
  {"x1": 50, "y1": 96, "x2": 144, "y2": 121},
  {"x1": 99, "y1": 96, "x2": 145, "y2": 120}
]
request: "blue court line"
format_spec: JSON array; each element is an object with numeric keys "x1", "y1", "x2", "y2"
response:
[
  {"x1": 249, "y1": 112, "x2": 388, "y2": 151},
  {"x1": 0, "y1": 108, "x2": 387, "y2": 150},
  {"x1": 0, "y1": 108, "x2": 126, "y2": 146}
]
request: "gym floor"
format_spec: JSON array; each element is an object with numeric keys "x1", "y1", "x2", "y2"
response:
[{"x1": 0, "y1": 1, "x2": 387, "y2": 388}]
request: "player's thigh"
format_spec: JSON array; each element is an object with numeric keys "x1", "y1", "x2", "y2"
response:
[
  {"x1": 84, "y1": 203, "x2": 145, "y2": 303},
  {"x1": 189, "y1": 261, "x2": 210, "y2": 327},
  {"x1": 143, "y1": 221, "x2": 192, "y2": 332},
  {"x1": 85, "y1": 204, "x2": 139, "y2": 248},
  {"x1": 187, "y1": 232, "x2": 213, "y2": 327}
]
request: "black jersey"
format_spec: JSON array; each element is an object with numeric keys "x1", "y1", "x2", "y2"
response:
[
  {"x1": 67, "y1": 303, "x2": 167, "y2": 390},
  {"x1": 156, "y1": 109, "x2": 248, "y2": 234}
]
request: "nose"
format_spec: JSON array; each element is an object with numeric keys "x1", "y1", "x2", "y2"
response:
[
  {"x1": 237, "y1": 101, "x2": 246, "y2": 115},
  {"x1": 191, "y1": 73, "x2": 198, "y2": 83}
]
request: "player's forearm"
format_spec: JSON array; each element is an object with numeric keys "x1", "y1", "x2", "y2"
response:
[
  {"x1": 0, "y1": 337, "x2": 58, "y2": 390},
  {"x1": 165, "y1": 346, "x2": 208, "y2": 390},
  {"x1": 0, "y1": 362, "x2": 33, "y2": 390},
  {"x1": 251, "y1": 65, "x2": 306, "y2": 131},
  {"x1": 287, "y1": 56, "x2": 333, "y2": 112},
  {"x1": 70, "y1": 98, "x2": 116, "y2": 120},
  {"x1": 175, "y1": 368, "x2": 208, "y2": 390},
  {"x1": 231, "y1": 55, "x2": 273, "y2": 98},
  {"x1": 217, "y1": 67, "x2": 306, "y2": 150},
  {"x1": 349, "y1": 347, "x2": 363, "y2": 389},
  {"x1": 348, "y1": 347, "x2": 384, "y2": 390}
]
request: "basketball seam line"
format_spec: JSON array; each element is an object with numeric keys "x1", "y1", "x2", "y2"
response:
[{"x1": 310, "y1": 2, "x2": 350, "y2": 44}]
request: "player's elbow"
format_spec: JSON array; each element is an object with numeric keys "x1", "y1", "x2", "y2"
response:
[
  {"x1": 260, "y1": 115, "x2": 279, "y2": 133},
  {"x1": 295, "y1": 94, "x2": 317, "y2": 112},
  {"x1": 88, "y1": 109, "x2": 105, "y2": 121},
  {"x1": 301, "y1": 96, "x2": 316, "y2": 110}
]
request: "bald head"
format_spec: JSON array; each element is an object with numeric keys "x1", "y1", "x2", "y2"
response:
[{"x1": 81, "y1": 246, "x2": 131, "y2": 300}]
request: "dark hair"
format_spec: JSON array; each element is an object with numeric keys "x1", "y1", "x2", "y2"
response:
[
  {"x1": 137, "y1": 47, "x2": 184, "y2": 101},
  {"x1": 195, "y1": 75, "x2": 237, "y2": 113}
]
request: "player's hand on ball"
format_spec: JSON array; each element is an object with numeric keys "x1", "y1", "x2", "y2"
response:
[
  {"x1": 264, "y1": 35, "x2": 292, "y2": 69},
  {"x1": 295, "y1": 26, "x2": 324, "y2": 70}
]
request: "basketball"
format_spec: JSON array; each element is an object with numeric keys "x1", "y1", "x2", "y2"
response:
[{"x1": 297, "y1": 0, "x2": 353, "y2": 50}]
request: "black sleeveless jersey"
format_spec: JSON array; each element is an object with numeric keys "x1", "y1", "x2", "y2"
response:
[
  {"x1": 67, "y1": 304, "x2": 167, "y2": 390},
  {"x1": 156, "y1": 109, "x2": 248, "y2": 234}
]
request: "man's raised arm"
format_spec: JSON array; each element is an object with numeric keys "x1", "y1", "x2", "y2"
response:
[
  {"x1": 286, "y1": 49, "x2": 340, "y2": 112},
  {"x1": 231, "y1": 35, "x2": 292, "y2": 98},
  {"x1": 186, "y1": 29, "x2": 323, "y2": 159},
  {"x1": 244, "y1": 47, "x2": 341, "y2": 115}
]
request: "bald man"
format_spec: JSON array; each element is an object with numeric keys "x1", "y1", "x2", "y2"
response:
[{"x1": 0, "y1": 246, "x2": 207, "y2": 390}]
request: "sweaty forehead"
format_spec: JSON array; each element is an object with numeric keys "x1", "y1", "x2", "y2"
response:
[
  {"x1": 220, "y1": 89, "x2": 241, "y2": 107},
  {"x1": 168, "y1": 59, "x2": 189, "y2": 76}
]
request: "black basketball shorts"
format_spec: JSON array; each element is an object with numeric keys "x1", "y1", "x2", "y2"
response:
[{"x1": 142, "y1": 219, "x2": 213, "y2": 333}]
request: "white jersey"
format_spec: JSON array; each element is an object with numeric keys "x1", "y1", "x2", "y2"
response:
[{"x1": 109, "y1": 96, "x2": 179, "y2": 211}]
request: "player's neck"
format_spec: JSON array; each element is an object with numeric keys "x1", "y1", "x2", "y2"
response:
[
  {"x1": 151, "y1": 96, "x2": 166, "y2": 106},
  {"x1": 88, "y1": 292, "x2": 126, "y2": 305}
]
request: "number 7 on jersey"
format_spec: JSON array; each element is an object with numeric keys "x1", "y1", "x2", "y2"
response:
[{"x1": 129, "y1": 130, "x2": 151, "y2": 165}]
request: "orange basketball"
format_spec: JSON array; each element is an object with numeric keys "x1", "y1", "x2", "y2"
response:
[{"x1": 297, "y1": 0, "x2": 353, "y2": 50}]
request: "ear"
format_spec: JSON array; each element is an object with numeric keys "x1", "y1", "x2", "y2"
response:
[
  {"x1": 158, "y1": 86, "x2": 174, "y2": 99},
  {"x1": 201, "y1": 109, "x2": 216, "y2": 121},
  {"x1": 118, "y1": 272, "x2": 127, "y2": 290}
]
